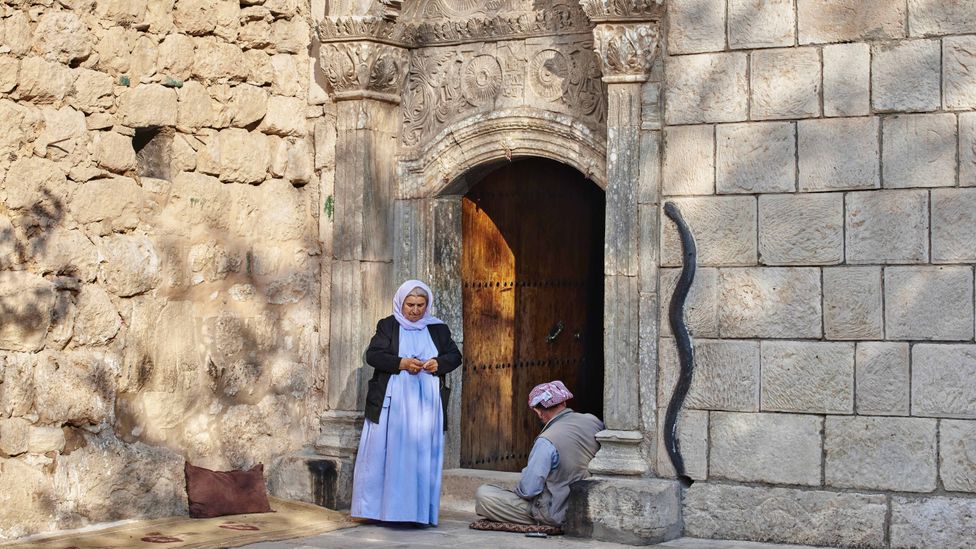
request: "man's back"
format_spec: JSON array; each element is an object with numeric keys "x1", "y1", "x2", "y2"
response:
[{"x1": 534, "y1": 410, "x2": 604, "y2": 525}]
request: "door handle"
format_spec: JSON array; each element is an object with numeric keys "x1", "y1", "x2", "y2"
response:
[{"x1": 546, "y1": 321, "x2": 564, "y2": 344}]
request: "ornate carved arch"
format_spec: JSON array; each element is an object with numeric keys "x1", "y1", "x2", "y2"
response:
[{"x1": 396, "y1": 108, "x2": 608, "y2": 199}]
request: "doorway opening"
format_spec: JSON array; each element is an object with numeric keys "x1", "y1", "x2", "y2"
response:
[{"x1": 459, "y1": 157, "x2": 605, "y2": 472}]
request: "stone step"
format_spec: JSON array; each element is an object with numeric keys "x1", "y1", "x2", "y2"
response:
[
  {"x1": 440, "y1": 469, "x2": 684, "y2": 546},
  {"x1": 440, "y1": 468, "x2": 519, "y2": 514}
]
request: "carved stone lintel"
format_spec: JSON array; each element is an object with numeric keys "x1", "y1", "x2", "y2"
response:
[
  {"x1": 588, "y1": 429, "x2": 649, "y2": 475},
  {"x1": 319, "y1": 39, "x2": 410, "y2": 102},
  {"x1": 592, "y1": 22, "x2": 660, "y2": 81},
  {"x1": 579, "y1": 0, "x2": 665, "y2": 22}
]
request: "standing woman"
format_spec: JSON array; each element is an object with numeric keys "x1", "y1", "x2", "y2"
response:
[{"x1": 351, "y1": 280, "x2": 462, "y2": 526}]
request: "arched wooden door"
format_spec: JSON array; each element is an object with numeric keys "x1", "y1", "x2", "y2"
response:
[{"x1": 460, "y1": 158, "x2": 604, "y2": 472}]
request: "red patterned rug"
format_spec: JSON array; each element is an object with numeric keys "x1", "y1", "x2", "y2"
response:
[{"x1": 469, "y1": 519, "x2": 563, "y2": 535}]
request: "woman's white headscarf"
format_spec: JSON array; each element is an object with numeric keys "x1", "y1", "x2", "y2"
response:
[{"x1": 392, "y1": 279, "x2": 444, "y2": 331}]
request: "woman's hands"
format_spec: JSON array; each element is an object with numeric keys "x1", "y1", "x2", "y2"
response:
[{"x1": 398, "y1": 357, "x2": 439, "y2": 374}]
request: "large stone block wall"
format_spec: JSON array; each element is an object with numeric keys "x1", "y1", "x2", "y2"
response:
[
  {"x1": 0, "y1": 0, "x2": 330, "y2": 540},
  {"x1": 661, "y1": 1, "x2": 976, "y2": 547}
]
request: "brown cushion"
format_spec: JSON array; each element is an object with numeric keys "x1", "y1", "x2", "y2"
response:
[{"x1": 184, "y1": 462, "x2": 273, "y2": 519}]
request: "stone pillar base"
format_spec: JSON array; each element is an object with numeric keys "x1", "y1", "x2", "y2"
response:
[
  {"x1": 268, "y1": 452, "x2": 356, "y2": 510},
  {"x1": 564, "y1": 477, "x2": 682, "y2": 545},
  {"x1": 588, "y1": 429, "x2": 648, "y2": 475},
  {"x1": 315, "y1": 410, "x2": 364, "y2": 457}
]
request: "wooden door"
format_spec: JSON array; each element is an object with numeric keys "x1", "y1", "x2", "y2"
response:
[{"x1": 460, "y1": 158, "x2": 604, "y2": 472}]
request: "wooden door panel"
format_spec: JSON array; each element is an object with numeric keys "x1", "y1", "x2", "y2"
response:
[{"x1": 461, "y1": 158, "x2": 604, "y2": 471}]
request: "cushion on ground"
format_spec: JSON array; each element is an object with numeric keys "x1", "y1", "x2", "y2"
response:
[
  {"x1": 185, "y1": 462, "x2": 273, "y2": 519},
  {"x1": 469, "y1": 519, "x2": 563, "y2": 535}
]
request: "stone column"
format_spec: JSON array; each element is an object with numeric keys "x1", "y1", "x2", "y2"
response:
[
  {"x1": 581, "y1": 6, "x2": 663, "y2": 475},
  {"x1": 315, "y1": 17, "x2": 409, "y2": 475}
]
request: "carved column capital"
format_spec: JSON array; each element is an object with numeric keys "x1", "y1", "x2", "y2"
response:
[
  {"x1": 591, "y1": 21, "x2": 661, "y2": 83},
  {"x1": 317, "y1": 29, "x2": 409, "y2": 103}
]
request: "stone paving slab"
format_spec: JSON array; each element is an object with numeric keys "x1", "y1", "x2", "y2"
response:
[{"x1": 238, "y1": 511, "x2": 836, "y2": 549}]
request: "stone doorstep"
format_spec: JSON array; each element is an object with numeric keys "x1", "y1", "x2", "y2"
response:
[{"x1": 441, "y1": 469, "x2": 684, "y2": 546}]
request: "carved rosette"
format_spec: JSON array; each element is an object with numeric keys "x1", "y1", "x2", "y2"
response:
[
  {"x1": 319, "y1": 39, "x2": 410, "y2": 102},
  {"x1": 591, "y1": 22, "x2": 660, "y2": 82}
]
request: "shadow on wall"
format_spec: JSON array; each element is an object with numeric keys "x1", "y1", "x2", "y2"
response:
[{"x1": 0, "y1": 154, "x2": 324, "y2": 537}]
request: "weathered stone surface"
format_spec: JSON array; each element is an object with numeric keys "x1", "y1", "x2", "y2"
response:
[
  {"x1": 229, "y1": 84, "x2": 268, "y2": 128},
  {"x1": 761, "y1": 341, "x2": 854, "y2": 414},
  {"x1": 883, "y1": 113, "x2": 956, "y2": 188},
  {"x1": 161, "y1": 171, "x2": 231, "y2": 230},
  {"x1": 913, "y1": 344, "x2": 976, "y2": 418},
  {"x1": 667, "y1": 0, "x2": 726, "y2": 54},
  {"x1": 70, "y1": 177, "x2": 144, "y2": 232},
  {"x1": 823, "y1": 43, "x2": 871, "y2": 117},
  {"x1": 684, "y1": 483, "x2": 887, "y2": 548},
  {"x1": 963, "y1": 113, "x2": 976, "y2": 187},
  {"x1": 718, "y1": 268, "x2": 821, "y2": 338},
  {"x1": 94, "y1": 26, "x2": 133, "y2": 75},
  {"x1": 28, "y1": 426, "x2": 65, "y2": 454},
  {"x1": 824, "y1": 267, "x2": 883, "y2": 340},
  {"x1": 270, "y1": 17, "x2": 308, "y2": 54},
  {"x1": 932, "y1": 188, "x2": 976, "y2": 262},
  {"x1": 885, "y1": 266, "x2": 974, "y2": 341},
  {"x1": 891, "y1": 496, "x2": 976, "y2": 549},
  {"x1": 34, "y1": 351, "x2": 117, "y2": 426},
  {"x1": 751, "y1": 48, "x2": 821, "y2": 120},
  {"x1": 856, "y1": 342, "x2": 910, "y2": 416},
  {"x1": 129, "y1": 35, "x2": 158, "y2": 84},
  {"x1": 72, "y1": 285, "x2": 121, "y2": 346},
  {"x1": 258, "y1": 95, "x2": 306, "y2": 137},
  {"x1": 799, "y1": 0, "x2": 906, "y2": 43},
  {"x1": 95, "y1": 0, "x2": 148, "y2": 26},
  {"x1": 3, "y1": 11, "x2": 32, "y2": 57},
  {"x1": 16, "y1": 57, "x2": 76, "y2": 103},
  {"x1": 944, "y1": 36, "x2": 976, "y2": 110},
  {"x1": 0, "y1": 353, "x2": 36, "y2": 418},
  {"x1": 941, "y1": 419, "x2": 976, "y2": 492},
  {"x1": 759, "y1": 192, "x2": 843, "y2": 265},
  {"x1": 872, "y1": 39, "x2": 941, "y2": 112},
  {"x1": 53, "y1": 432, "x2": 186, "y2": 521},
  {"x1": 665, "y1": 52, "x2": 748, "y2": 124},
  {"x1": 716, "y1": 122, "x2": 795, "y2": 194},
  {"x1": 176, "y1": 81, "x2": 214, "y2": 129},
  {"x1": 246, "y1": 49, "x2": 275, "y2": 86},
  {"x1": 0, "y1": 418, "x2": 29, "y2": 456},
  {"x1": 655, "y1": 409, "x2": 707, "y2": 480},
  {"x1": 158, "y1": 33, "x2": 196, "y2": 80},
  {"x1": 798, "y1": 117, "x2": 879, "y2": 191},
  {"x1": 94, "y1": 132, "x2": 138, "y2": 174},
  {"x1": 661, "y1": 196, "x2": 756, "y2": 267},
  {"x1": 0, "y1": 457, "x2": 56, "y2": 539},
  {"x1": 661, "y1": 125, "x2": 713, "y2": 196},
  {"x1": 193, "y1": 38, "x2": 248, "y2": 83},
  {"x1": 825, "y1": 416, "x2": 937, "y2": 491},
  {"x1": 659, "y1": 267, "x2": 717, "y2": 338},
  {"x1": 283, "y1": 137, "x2": 313, "y2": 184},
  {"x1": 36, "y1": 106, "x2": 88, "y2": 161},
  {"x1": 564, "y1": 478, "x2": 682, "y2": 545},
  {"x1": 711, "y1": 412, "x2": 821, "y2": 485},
  {"x1": 909, "y1": 0, "x2": 976, "y2": 36},
  {"x1": 174, "y1": 0, "x2": 217, "y2": 35},
  {"x1": 34, "y1": 11, "x2": 92, "y2": 64},
  {"x1": 119, "y1": 85, "x2": 178, "y2": 128},
  {"x1": 97, "y1": 233, "x2": 161, "y2": 297},
  {"x1": 0, "y1": 272, "x2": 56, "y2": 353},
  {"x1": 2, "y1": 156, "x2": 69, "y2": 217},
  {"x1": 846, "y1": 190, "x2": 928, "y2": 263},
  {"x1": 69, "y1": 69, "x2": 114, "y2": 113},
  {"x1": 0, "y1": 100, "x2": 42, "y2": 159},
  {"x1": 234, "y1": 178, "x2": 308, "y2": 241},
  {"x1": 728, "y1": 0, "x2": 794, "y2": 49},
  {"x1": 212, "y1": 128, "x2": 271, "y2": 184},
  {"x1": 0, "y1": 56, "x2": 18, "y2": 95},
  {"x1": 660, "y1": 339, "x2": 759, "y2": 412}
]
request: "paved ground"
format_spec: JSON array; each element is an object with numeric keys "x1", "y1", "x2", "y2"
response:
[{"x1": 239, "y1": 511, "x2": 833, "y2": 549}]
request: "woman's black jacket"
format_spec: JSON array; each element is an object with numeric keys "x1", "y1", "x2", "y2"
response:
[{"x1": 363, "y1": 315, "x2": 463, "y2": 428}]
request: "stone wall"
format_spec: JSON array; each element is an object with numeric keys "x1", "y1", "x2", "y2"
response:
[
  {"x1": 661, "y1": 1, "x2": 976, "y2": 547},
  {"x1": 0, "y1": 0, "x2": 330, "y2": 539}
]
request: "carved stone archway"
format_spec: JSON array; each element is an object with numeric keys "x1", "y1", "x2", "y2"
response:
[{"x1": 316, "y1": 0, "x2": 668, "y2": 499}]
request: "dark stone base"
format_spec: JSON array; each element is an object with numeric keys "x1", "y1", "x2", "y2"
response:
[{"x1": 268, "y1": 453, "x2": 355, "y2": 511}]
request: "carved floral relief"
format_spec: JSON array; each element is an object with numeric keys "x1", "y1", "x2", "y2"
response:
[{"x1": 320, "y1": 41, "x2": 410, "y2": 97}]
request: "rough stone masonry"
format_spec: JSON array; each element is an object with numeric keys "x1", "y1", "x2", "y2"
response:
[{"x1": 1, "y1": 1, "x2": 975, "y2": 548}]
